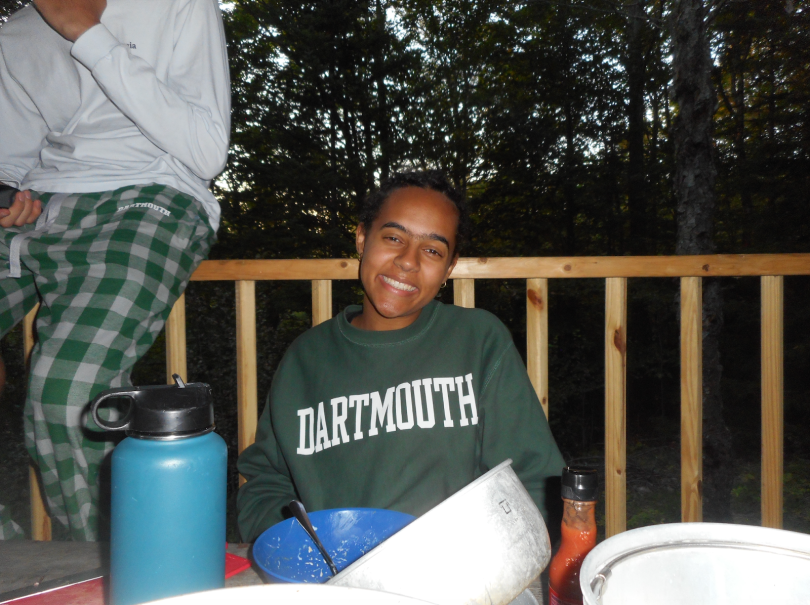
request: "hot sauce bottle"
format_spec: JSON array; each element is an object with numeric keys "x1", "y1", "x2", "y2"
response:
[{"x1": 548, "y1": 467, "x2": 598, "y2": 605}]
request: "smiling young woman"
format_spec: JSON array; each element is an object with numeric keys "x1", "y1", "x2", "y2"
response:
[
  {"x1": 237, "y1": 170, "x2": 565, "y2": 544},
  {"x1": 353, "y1": 186, "x2": 460, "y2": 331}
]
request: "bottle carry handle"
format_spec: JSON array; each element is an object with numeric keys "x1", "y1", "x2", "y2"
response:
[{"x1": 90, "y1": 388, "x2": 137, "y2": 431}]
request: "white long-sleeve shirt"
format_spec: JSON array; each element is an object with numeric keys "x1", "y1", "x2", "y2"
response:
[{"x1": 0, "y1": 0, "x2": 230, "y2": 230}]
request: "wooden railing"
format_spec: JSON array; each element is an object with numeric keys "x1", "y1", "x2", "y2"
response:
[{"x1": 25, "y1": 254, "x2": 810, "y2": 540}]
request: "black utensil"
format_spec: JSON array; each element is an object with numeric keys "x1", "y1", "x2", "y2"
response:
[{"x1": 289, "y1": 499, "x2": 339, "y2": 577}]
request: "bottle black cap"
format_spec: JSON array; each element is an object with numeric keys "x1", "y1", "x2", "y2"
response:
[
  {"x1": 561, "y1": 467, "x2": 599, "y2": 501},
  {"x1": 91, "y1": 375, "x2": 215, "y2": 439}
]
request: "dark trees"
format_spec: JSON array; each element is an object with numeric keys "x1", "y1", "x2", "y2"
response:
[
  {"x1": 713, "y1": 0, "x2": 810, "y2": 252},
  {"x1": 0, "y1": 1, "x2": 24, "y2": 23},
  {"x1": 626, "y1": 0, "x2": 651, "y2": 255},
  {"x1": 219, "y1": 0, "x2": 418, "y2": 261}
]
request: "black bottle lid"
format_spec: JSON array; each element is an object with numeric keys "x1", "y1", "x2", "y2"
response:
[
  {"x1": 90, "y1": 375, "x2": 215, "y2": 439},
  {"x1": 561, "y1": 467, "x2": 599, "y2": 501}
]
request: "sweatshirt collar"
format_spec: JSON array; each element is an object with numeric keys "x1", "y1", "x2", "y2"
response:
[{"x1": 337, "y1": 299, "x2": 440, "y2": 346}]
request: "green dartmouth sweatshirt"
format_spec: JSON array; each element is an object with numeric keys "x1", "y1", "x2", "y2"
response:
[{"x1": 237, "y1": 300, "x2": 565, "y2": 542}]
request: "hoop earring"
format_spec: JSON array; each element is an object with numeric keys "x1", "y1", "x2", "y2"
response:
[{"x1": 441, "y1": 281, "x2": 448, "y2": 289}]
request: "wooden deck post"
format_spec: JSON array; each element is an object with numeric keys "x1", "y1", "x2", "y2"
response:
[
  {"x1": 453, "y1": 279, "x2": 475, "y2": 308},
  {"x1": 312, "y1": 280, "x2": 333, "y2": 326},
  {"x1": 605, "y1": 278, "x2": 627, "y2": 537},
  {"x1": 526, "y1": 279, "x2": 549, "y2": 419},
  {"x1": 28, "y1": 466, "x2": 51, "y2": 541},
  {"x1": 236, "y1": 281, "x2": 258, "y2": 486},
  {"x1": 761, "y1": 276, "x2": 784, "y2": 528},
  {"x1": 165, "y1": 293, "x2": 187, "y2": 382},
  {"x1": 681, "y1": 277, "x2": 703, "y2": 522},
  {"x1": 24, "y1": 305, "x2": 52, "y2": 541}
]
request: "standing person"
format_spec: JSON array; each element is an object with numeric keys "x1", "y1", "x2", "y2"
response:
[
  {"x1": 237, "y1": 171, "x2": 565, "y2": 542},
  {"x1": 0, "y1": 0, "x2": 230, "y2": 540}
]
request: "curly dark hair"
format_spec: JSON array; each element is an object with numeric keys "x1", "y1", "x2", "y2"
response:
[{"x1": 358, "y1": 170, "x2": 471, "y2": 255}]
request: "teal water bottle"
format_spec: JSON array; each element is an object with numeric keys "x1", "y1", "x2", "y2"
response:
[{"x1": 91, "y1": 376, "x2": 227, "y2": 605}]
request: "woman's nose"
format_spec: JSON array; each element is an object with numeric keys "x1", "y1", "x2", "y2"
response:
[{"x1": 394, "y1": 244, "x2": 419, "y2": 271}]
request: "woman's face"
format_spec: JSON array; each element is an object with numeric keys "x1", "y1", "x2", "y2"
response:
[{"x1": 354, "y1": 186, "x2": 459, "y2": 331}]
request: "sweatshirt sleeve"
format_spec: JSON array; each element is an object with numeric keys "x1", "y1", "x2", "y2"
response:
[
  {"x1": 237, "y1": 395, "x2": 299, "y2": 543},
  {"x1": 0, "y1": 44, "x2": 47, "y2": 187},
  {"x1": 478, "y1": 339, "x2": 566, "y2": 523},
  {"x1": 70, "y1": 0, "x2": 230, "y2": 180}
]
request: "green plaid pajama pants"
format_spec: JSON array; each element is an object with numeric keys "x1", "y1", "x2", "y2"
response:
[{"x1": 0, "y1": 184, "x2": 215, "y2": 541}]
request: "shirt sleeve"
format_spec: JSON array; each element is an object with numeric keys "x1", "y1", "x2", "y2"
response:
[
  {"x1": 478, "y1": 340, "x2": 566, "y2": 523},
  {"x1": 70, "y1": 0, "x2": 230, "y2": 180},
  {"x1": 237, "y1": 395, "x2": 299, "y2": 543},
  {"x1": 0, "y1": 43, "x2": 48, "y2": 187}
]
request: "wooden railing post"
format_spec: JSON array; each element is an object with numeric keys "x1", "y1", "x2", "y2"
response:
[
  {"x1": 526, "y1": 279, "x2": 549, "y2": 419},
  {"x1": 453, "y1": 279, "x2": 475, "y2": 308},
  {"x1": 312, "y1": 280, "x2": 333, "y2": 326},
  {"x1": 165, "y1": 293, "x2": 187, "y2": 382},
  {"x1": 761, "y1": 276, "x2": 784, "y2": 528},
  {"x1": 24, "y1": 304, "x2": 52, "y2": 541},
  {"x1": 605, "y1": 278, "x2": 627, "y2": 537},
  {"x1": 236, "y1": 281, "x2": 258, "y2": 486},
  {"x1": 681, "y1": 277, "x2": 703, "y2": 522},
  {"x1": 29, "y1": 466, "x2": 51, "y2": 541}
]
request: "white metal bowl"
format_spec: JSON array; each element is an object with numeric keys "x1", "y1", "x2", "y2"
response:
[
  {"x1": 145, "y1": 584, "x2": 436, "y2": 605},
  {"x1": 327, "y1": 459, "x2": 551, "y2": 605},
  {"x1": 580, "y1": 522, "x2": 810, "y2": 605}
]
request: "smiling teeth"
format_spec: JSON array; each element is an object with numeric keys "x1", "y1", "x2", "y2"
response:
[{"x1": 382, "y1": 276, "x2": 417, "y2": 292}]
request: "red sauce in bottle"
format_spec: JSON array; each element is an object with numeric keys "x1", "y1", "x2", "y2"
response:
[{"x1": 548, "y1": 468, "x2": 598, "y2": 605}]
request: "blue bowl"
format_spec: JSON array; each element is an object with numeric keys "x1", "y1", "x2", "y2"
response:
[{"x1": 253, "y1": 508, "x2": 415, "y2": 584}]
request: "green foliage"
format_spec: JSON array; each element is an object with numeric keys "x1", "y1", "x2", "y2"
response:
[
  {"x1": 713, "y1": 0, "x2": 810, "y2": 253},
  {"x1": 218, "y1": 0, "x2": 420, "y2": 260},
  {"x1": 0, "y1": 0, "x2": 25, "y2": 23},
  {"x1": 624, "y1": 443, "x2": 681, "y2": 530},
  {"x1": 730, "y1": 459, "x2": 810, "y2": 534}
]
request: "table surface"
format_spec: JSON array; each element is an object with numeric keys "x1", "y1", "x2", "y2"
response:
[
  {"x1": 0, "y1": 541, "x2": 547, "y2": 605},
  {"x1": 0, "y1": 541, "x2": 263, "y2": 600}
]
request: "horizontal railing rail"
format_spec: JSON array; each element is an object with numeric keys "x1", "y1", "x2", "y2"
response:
[
  {"x1": 22, "y1": 253, "x2": 809, "y2": 540},
  {"x1": 190, "y1": 253, "x2": 810, "y2": 281}
]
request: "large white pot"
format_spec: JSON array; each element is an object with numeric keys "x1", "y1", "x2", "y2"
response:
[
  {"x1": 580, "y1": 522, "x2": 810, "y2": 605},
  {"x1": 327, "y1": 459, "x2": 551, "y2": 605}
]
